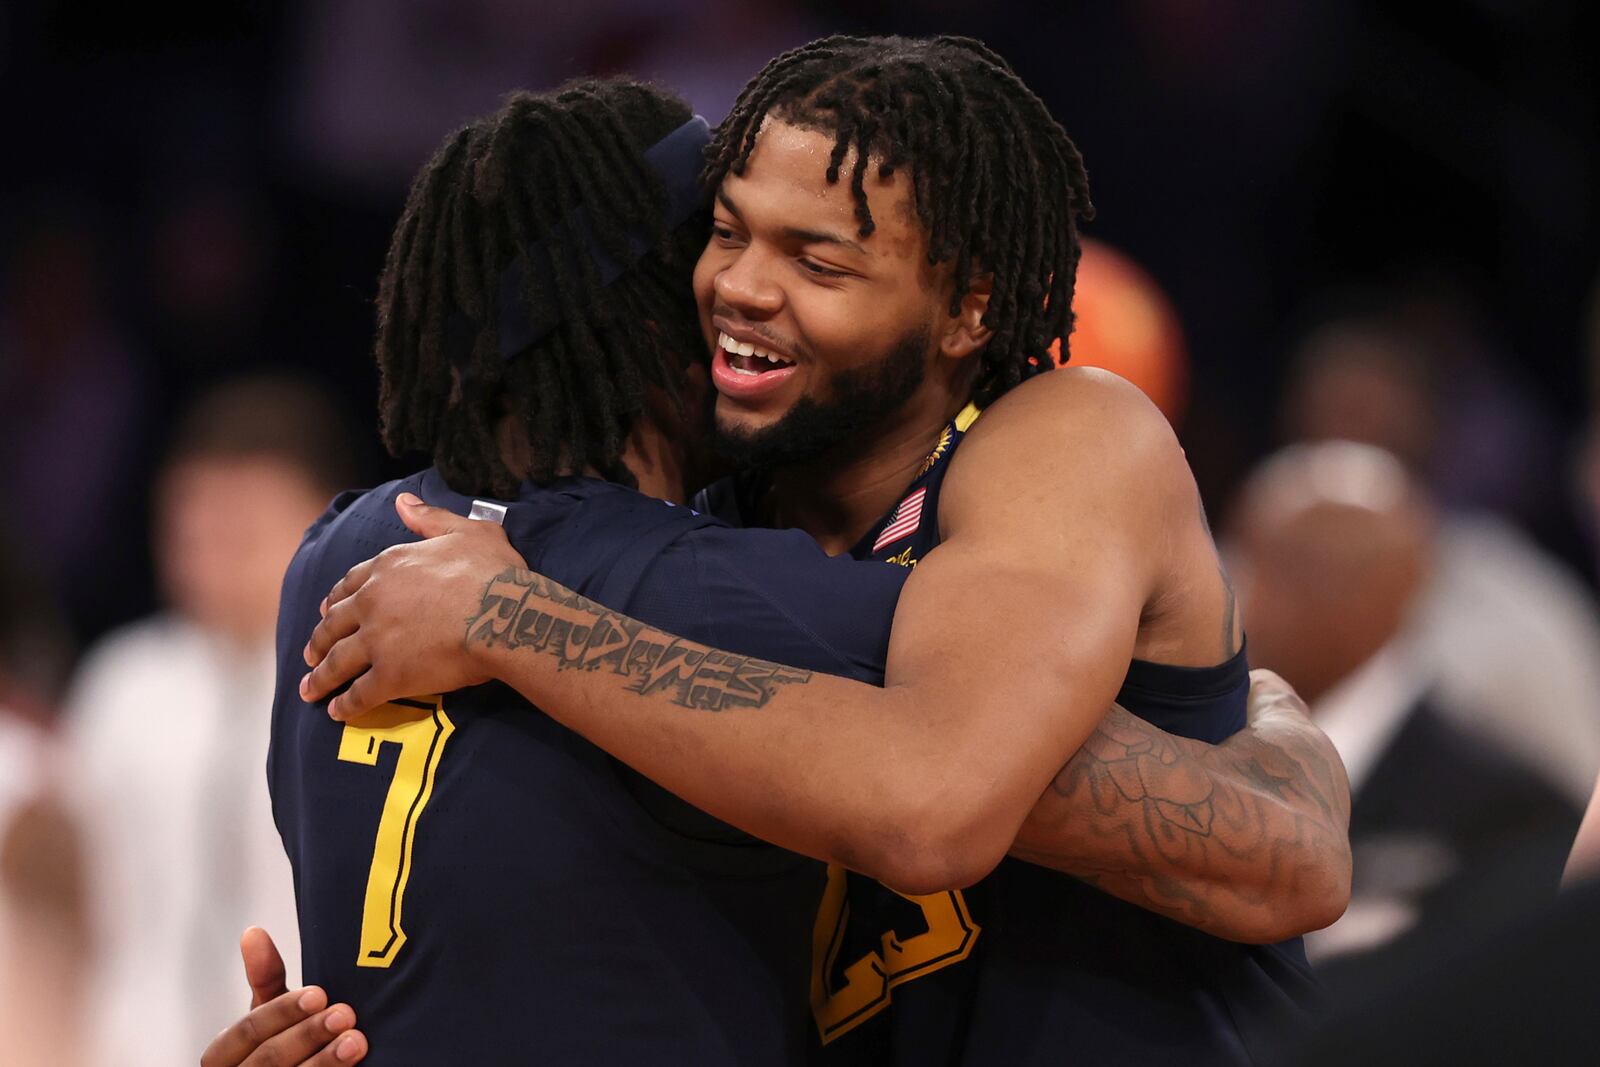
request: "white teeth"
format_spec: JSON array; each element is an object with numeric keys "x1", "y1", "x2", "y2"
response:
[{"x1": 719, "y1": 331, "x2": 791, "y2": 367}]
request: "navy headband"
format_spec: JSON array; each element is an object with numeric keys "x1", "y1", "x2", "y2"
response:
[{"x1": 483, "y1": 114, "x2": 712, "y2": 362}]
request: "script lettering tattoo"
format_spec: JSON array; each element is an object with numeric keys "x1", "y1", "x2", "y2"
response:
[{"x1": 465, "y1": 569, "x2": 812, "y2": 711}]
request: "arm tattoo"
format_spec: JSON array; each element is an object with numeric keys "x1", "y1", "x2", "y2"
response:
[
  {"x1": 1011, "y1": 704, "x2": 1350, "y2": 938},
  {"x1": 465, "y1": 568, "x2": 812, "y2": 711}
]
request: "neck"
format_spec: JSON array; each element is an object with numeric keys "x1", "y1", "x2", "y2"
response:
[
  {"x1": 619, "y1": 420, "x2": 691, "y2": 504},
  {"x1": 765, "y1": 389, "x2": 965, "y2": 555}
]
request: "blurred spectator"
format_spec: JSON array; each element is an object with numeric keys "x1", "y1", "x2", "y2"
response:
[
  {"x1": 63, "y1": 376, "x2": 357, "y2": 1067},
  {"x1": 1227, "y1": 441, "x2": 1581, "y2": 995},
  {"x1": 0, "y1": 208, "x2": 151, "y2": 645},
  {"x1": 0, "y1": 533, "x2": 86, "y2": 1067},
  {"x1": 1281, "y1": 306, "x2": 1600, "y2": 806}
]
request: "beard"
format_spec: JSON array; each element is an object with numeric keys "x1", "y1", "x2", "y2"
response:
[{"x1": 711, "y1": 323, "x2": 931, "y2": 471}]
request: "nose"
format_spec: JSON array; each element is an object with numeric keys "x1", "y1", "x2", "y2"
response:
[{"x1": 713, "y1": 244, "x2": 783, "y2": 320}]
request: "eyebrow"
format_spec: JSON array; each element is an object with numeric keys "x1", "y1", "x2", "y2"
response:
[
  {"x1": 716, "y1": 187, "x2": 867, "y2": 257},
  {"x1": 781, "y1": 226, "x2": 867, "y2": 256}
]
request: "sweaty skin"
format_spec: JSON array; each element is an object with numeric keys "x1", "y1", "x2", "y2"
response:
[
  {"x1": 300, "y1": 118, "x2": 1349, "y2": 942},
  {"x1": 304, "y1": 371, "x2": 1351, "y2": 941}
]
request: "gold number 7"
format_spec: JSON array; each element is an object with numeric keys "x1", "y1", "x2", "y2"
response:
[{"x1": 336, "y1": 696, "x2": 456, "y2": 968}]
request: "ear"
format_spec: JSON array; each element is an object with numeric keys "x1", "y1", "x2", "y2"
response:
[{"x1": 939, "y1": 272, "x2": 994, "y2": 361}]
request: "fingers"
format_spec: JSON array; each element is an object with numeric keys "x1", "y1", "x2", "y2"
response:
[
  {"x1": 1246, "y1": 668, "x2": 1310, "y2": 724},
  {"x1": 304, "y1": 594, "x2": 362, "y2": 669},
  {"x1": 396, "y1": 492, "x2": 470, "y2": 538},
  {"x1": 241, "y1": 927, "x2": 288, "y2": 1009},
  {"x1": 323, "y1": 558, "x2": 377, "y2": 619},
  {"x1": 300, "y1": 632, "x2": 375, "y2": 706},
  {"x1": 327, "y1": 669, "x2": 390, "y2": 723},
  {"x1": 1248, "y1": 667, "x2": 1287, "y2": 693},
  {"x1": 307, "y1": 1030, "x2": 369, "y2": 1065},
  {"x1": 200, "y1": 987, "x2": 360, "y2": 1067}
]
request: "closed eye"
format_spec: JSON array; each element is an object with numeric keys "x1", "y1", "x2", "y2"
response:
[
  {"x1": 799, "y1": 258, "x2": 847, "y2": 278},
  {"x1": 711, "y1": 223, "x2": 745, "y2": 245}
]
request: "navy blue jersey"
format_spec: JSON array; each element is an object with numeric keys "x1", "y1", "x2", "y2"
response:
[
  {"x1": 700, "y1": 402, "x2": 1319, "y2": 1066},
  {"x1": 269, "y1": 468, "x2": 909, "y2": 1065}
]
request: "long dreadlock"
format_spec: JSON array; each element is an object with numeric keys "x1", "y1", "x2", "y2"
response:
[
  {"x1": 707, "y1": 35, "x2": 1095, "y2": 407},
  {"x1": 376, "y1": 77, "x2": 709, "y2": 497}
]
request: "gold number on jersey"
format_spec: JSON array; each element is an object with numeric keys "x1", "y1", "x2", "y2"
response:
[
  {"x1": 336, "y1": 697, "x2": 455, "y2": 968},
  {"x1": 810, "y1": 863, "x2": 980, "y2": 1043}
]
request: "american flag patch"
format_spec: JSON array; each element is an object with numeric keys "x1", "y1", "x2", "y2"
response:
[{"x1": 872, "y1": 486, "x2": 928, "y2": 553}]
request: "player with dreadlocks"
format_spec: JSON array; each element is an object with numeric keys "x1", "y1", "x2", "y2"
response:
[
  {"x1": 214, "y1": 76, "x2": 932, "y2": 1066},
  {"x1": 710, "y1": 34, "x2": 1090, "y2": 408},
  {"x1": 289, "y1": 35, "x2": 1348, "y2": 1065},
  {"x1": 375, "y1": 79, "x2": 709, "y2": 494}
]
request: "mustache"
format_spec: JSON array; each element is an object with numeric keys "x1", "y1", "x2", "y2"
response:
[{"x1": 710, "y1": 306, "x2": 807, "y2": 361}]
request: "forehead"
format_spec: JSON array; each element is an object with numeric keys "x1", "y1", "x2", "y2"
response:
[{"x1": 720, "y1": 119, "x2": 926, "y2": 261}]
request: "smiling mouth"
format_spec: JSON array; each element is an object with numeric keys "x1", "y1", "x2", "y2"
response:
[{"x1": 718, "y1": 331, "x2": 797, "y2": 376}]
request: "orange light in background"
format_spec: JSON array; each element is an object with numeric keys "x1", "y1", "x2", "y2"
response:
[{"x1": 1050, "y1": 237, "x2": 1190, "y2": 428}]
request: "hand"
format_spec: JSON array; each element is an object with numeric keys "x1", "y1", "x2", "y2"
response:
[
  {"x1": 200, "y1": 927, "x2": 368, "y2": 1066},
  {"x1": 1244, "y1": 668, "x2": 1313, "y2": 731},
  {"x1": 1243, "y1": 667, "x2": 1354, "y2": 832},
  {"x1": 300, "y1": 492, "x2": 528, "y2": 720}
]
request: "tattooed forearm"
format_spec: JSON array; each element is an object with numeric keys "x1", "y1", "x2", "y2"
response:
[
  {"x1": 466, "y1": 568, "x2": 812, "y2": 711},
  {"x1": 1011, "y1": 704, "x2": 1351, "y2": 941}
]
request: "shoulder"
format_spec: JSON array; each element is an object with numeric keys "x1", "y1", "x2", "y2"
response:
[
  {"x1": 69, "y1": 616, "x2": 203, "y2": 693},
  {"x1": 637, "y1": 524, "x2": 906, "y2": 682},
  {"x1": 965, "y1": 367, "x2": 1183, "y2": 468},
  {"x1": 286, "y1": 476, "x2": 426, "y2": 586},
  {"x1": 943, "y1": 368, "x2": 1191, "y2": 536}
]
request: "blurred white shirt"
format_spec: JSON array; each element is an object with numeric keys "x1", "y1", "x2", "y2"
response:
[
  {"x1": 1410, "y1": 513, "x2": 1600, "y2": 806},
  {"x1": 64, "y1": 616, "x2": 300, "y2": 1067}
]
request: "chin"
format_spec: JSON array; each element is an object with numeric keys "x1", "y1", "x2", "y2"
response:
[{"x1": 714, "y1": 394, "x2": 786, "y2": 433}]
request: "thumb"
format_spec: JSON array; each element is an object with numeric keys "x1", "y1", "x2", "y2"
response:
[
  {"x1": 1246, "y1": 668, "x2": 1309, "y2": 726},
  {"x1": 241, "y1": 926, "x2": 288, "y2": 1008},
  {"x1": 1248, "y1": 667, "x2": 1288, "y2": 695},
  {"x1": 396, "y1": 492, "x2": 469, "y2": 539}
]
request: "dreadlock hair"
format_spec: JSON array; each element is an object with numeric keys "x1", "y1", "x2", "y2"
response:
[
  {"x1": 708, "y1": 35, "x2": 1095, "y2": 407},
  {"x1": 375, "y1": 77, "x2": 710, "y2": 497}
]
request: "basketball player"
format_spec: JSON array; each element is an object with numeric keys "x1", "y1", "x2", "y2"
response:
[{"x1": 289, "y1": 37, "x2": 1349, "y2": 1066}]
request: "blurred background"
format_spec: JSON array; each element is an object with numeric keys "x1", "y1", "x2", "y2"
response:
[{"x1": 1, "y1": 1, "x2": 1596, "y2": 1063}]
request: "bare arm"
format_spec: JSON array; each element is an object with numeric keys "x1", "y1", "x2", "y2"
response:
[
  {"x1": 1563, "y1": 772, "x2": 1600, "y2": 887},
  {"x1": 1014, "y1": 677, "x2": 1349, "y2": 940},
  {"x1": 305, "y1": 373, "x2": 1350, "y2": 936}
]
